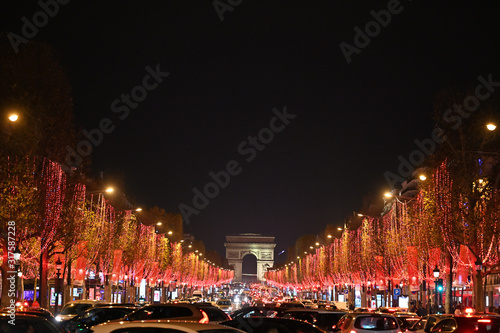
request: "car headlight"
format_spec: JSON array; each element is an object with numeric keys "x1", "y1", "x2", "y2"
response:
[{"x1": 55, "y1": 315, "x2": 62, "y2": 322}]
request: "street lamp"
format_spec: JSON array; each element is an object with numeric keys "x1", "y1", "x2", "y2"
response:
[
  {"x1": 433, "y1": 266, "x2": 440, "y2": 311},
  {"x1": 433, "y1": 266, "x2": 440, "y2": 279},
  {"x1": 55, "y1": 257, "x2": 62, "y2": 314}
]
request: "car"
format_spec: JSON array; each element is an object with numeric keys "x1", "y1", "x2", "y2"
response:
[
  {"x1": 278, "y1": 302, "x2": 306, "y2": 309},
  {"x1": 333, "y1": 312, "x2": 401, "y2": 333},
  {"x1": 217, "y1": 299, "x2": 233, "y2": 313},
  {"x1": 318, "y1": 301, "x2": 338, "y2": 310},
  {"x1": 56, "y1": 299, "x2": 106, "y2": 323},
  {"x1": 407, "y1": 314, "x2": 452, "y2": 333},
  {"x1": 393, "y1": 313, "x2": 421, "y2": 331},
  {"x1": 0, "y1": 312, "x2": 65, "y2": 333},
  {"x1": 91, "y1": 320, "x2": 246, "y2": 333},
  {"x1": 282, "y1": 308, "x2": 348, "y2": 333},
  {"x1": 192, "y1": 303, "x2": 231, "y2": 323},
  {"x1": 376, "y1": 307, "x2": 406, "y2": 314},
  {"x1": 62, "y1": 305, "x2": 136, "y2": 332},
  {"x1": 221, "y1": 317, "x2": 325, "y2": 333},
  {"x1": 302, "y1": 300, "x2": 317, "y2": 308},
  {"x1": 230, "y1": 306, "x2": 268, "y2": 319},
  {"x1": 353, "y1": 307, "x2": 375, "y2": 313},
  {"x1": 429, "y1": 315, "x2": 500, "y2": 333},
  {"x1": 119, "y1": 303, "x2": 213, "y2": 323}
]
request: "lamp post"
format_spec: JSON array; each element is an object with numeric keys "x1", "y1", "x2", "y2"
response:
[
  {"x1": 433, "y1": 266, "x2": 440, "y2": 312},
  {"x1": 55, "y1": 257, "x2": 62, "y2": 314},
  {"x1": 124, "y1": 274, "x2": 128, "y2": 303},
  {"x1": 14, "y1": 248, "x2": 21, "y2": 301}
]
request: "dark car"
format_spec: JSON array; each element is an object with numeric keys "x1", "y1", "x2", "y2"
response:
[
  {"x1": 279, "y1": 302, "x2": 306, "y2": 309},
  {"x1": 62, "y1": 305, "x2": 136, "y2": 332},
  {"x1": 429, "y1": 315, "x2": 500, "y2": 333},
  {"x1": 394, "y1": 314, "x2": 421, "y2": 331},
  {"x1": 192, "y1": 304, "x2": 231, "y2": 323},
  {"x1": 0, "y1": 312, "x2": 65, "y2": 333},
  {"x1": 120, "y1": 303, "x2": 210, "y2": 323},
  {"x1": 230, "y1": 307, "x2": 269, "y2": 319},
  {"x1": 283, "y1": 308, "x2": 348, "y2": 333},
  {"x1": 222, "y1": 317, "x2": 325, "y2": 333},
  {"x1": 407, "y1": 314, "x2": 452, "y2": 333}
]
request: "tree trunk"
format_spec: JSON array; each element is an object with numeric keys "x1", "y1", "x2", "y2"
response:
[
  {"x1": 475, "y1": 270, "x2": 484, "y2": 312},
  {"x1": 445, "y1": 252, "x2": 453, "y2": 313},
  {"x1": 39, "y1": 250, "x2": 48, "y2": 308}
]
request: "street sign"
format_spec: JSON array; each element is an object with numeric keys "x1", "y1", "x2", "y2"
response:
[
  {"x1": 393, "y1": 288, "x2": 401, "y2": 296},
  {"x1": 77, "y1": 287, "x2": 83, "y2": 294},
  {"x1": 344, "y1": 289, "x2": 349, "y2": 294}
]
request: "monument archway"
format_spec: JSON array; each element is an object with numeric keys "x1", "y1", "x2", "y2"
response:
[{"x1": 225, "y1": 233, "x2": 276, "y2": 282}]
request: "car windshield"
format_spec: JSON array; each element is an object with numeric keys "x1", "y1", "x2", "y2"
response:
[
  {"x1": 60, "y1": 304, "x2": 93, "y2": 315},
  {"x1": 218, "y1": 301, "x2": 231, "y2": 305},
  {"x1": 355, "y1": 316, "x2": 399, "y2": 330}
]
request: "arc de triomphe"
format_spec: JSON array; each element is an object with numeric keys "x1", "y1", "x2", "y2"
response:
[{"x1": 225, "y1": 233, "x2": 275, "y2": 282}]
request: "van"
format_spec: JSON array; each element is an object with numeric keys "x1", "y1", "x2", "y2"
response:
[{"x1": 192, "y1": 290, "x2": 203, "y2": 299}]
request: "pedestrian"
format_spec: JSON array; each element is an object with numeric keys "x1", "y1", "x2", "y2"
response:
[{"x1": 416, "y1": 302, "x2": 427, "y2": 316}]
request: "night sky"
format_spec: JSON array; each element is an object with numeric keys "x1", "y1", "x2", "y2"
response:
[{"x1": 3, "y1": 1, "x2": 500, "y2": 264}]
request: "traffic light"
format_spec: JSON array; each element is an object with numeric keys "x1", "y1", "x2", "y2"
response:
[{"x1": 436, "y1": 278, "x2": 443, "y2": 292}]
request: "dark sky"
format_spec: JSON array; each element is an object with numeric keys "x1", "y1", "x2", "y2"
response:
[{"x1": 3, "y1": 1, "x2": 500, "y2": 264}]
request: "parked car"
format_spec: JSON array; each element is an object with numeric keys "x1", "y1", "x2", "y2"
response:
[
  {"x1": 62, "y1": 305, "x2": 136, "y2": 332},
  {"x1": 0, "y1": 312, "x2": 65, "y2": 333},
  {"x1": 283, "y1": 308, "x2": 348, "y2": 333},
  {"x1": 56, "y1": 300, "x2": 106, "y2": 323},
  {"x1": 120, "y1": 303, "x2": 212, "y2": 323},
  {"x1": 333, "y1": 312, "x2": 401, "y2": 333},
  {"x1": 92, "y1": 321, "x2": 246, "y2": 333},
  {"x1": 429, "y1": 315, "x2": 500, "y2": 333},
  {"x1": 222, "y1": 317, "x2": 325, "y2": 333}
]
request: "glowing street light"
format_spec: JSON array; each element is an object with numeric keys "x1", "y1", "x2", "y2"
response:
[
  {"x1": 168, "y1": 231, "x2": 173, "y2": 235},
  {"x1": 486, "y1": 123, "x2": 497, "y2": 131},
  {"x1": 8, "y1": 114, "x2": 19, "y2": 122},
  {"x1": 135, "y1": 208, "x2": 142, "y2": 212},
  {"x1": 419, "y1": 174, "x2": 427, "y2": 181},
  {"x1": 156, "y1": 222, "x2": 162, "y2": 226},
  {"x1": 105, "y1": 187, "x2": 114, "y2": 193},
  {"x1": 384, "y1": 192, "x2": 393, "y2": 198}
]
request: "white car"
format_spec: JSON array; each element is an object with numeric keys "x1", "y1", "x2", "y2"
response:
[
  {"x1": 334, "y1": 312, "x2": 402, "y2": 333},
  {"x1": 92, "y1": 320, "x2": 246, "y2": 333}
]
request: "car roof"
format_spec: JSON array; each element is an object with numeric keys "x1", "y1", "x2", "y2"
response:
[
  {"x1": 285, "y1": 308, "x2": 347, "y2": 313},
  {"x1": 94, "y1": 320, "x2": 245, "y2": 332}
]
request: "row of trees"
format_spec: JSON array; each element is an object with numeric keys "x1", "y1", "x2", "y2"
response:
[
  {"x1": 0, "y1": 37, "x2": 232, "y2": 307},
  {"x1": 267, "y1": 88, "x2": 500, "y2": 313}
]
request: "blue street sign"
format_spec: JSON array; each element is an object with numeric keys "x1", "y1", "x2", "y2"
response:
[{"x1": 393, "y1": 288, "x2": 401, "y2": 296}]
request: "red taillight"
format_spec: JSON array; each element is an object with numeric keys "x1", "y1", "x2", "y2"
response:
[
  {"x1": 199, "y1": 309, "x2": 209, "y2": 324},
  {"x1": 478, "y1": 319, "x2": 491, "y2": 323}
]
